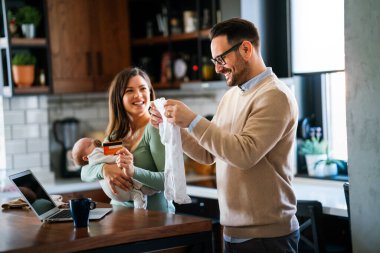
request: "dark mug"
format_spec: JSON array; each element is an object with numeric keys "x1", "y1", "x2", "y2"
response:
[{"x1": 69, "y1": 198, "x2": 96, "y2": 228}]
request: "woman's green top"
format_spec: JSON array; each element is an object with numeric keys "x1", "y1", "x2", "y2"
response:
[{"x1": 81, "y1": 123, "x2": 175, "y2": 213}]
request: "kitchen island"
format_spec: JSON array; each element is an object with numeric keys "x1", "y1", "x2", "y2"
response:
[{"x1": 0, "y1": 203, "x2": 213, "y2": 253}]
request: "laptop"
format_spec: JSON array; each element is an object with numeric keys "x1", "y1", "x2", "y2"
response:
[{"x1": 9, "y1": 170, "x2": 112, "y2": 222}]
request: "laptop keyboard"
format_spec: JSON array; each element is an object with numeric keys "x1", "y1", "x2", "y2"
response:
[{"x1": 49, "y1": 209, "x2": 72, "y2": 219}]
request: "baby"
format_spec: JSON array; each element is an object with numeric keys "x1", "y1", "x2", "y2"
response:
[{"x1": 72, "y1": 137, "x2": 158, "y2": 209}]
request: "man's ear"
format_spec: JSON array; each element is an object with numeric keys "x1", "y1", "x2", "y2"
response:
[
  {"x1": 83, "y1": 156, "x2": 89, "y2": 162},
  {"x1": 240, "y1": 40, "x2": 253, "y2": 59}
]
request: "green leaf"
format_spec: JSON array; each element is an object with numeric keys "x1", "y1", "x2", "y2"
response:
[
  {"x1": 299, "y1": 137, "x2": 328, "y2": 155},
  {"x1": 12, "y1": 52, "x2": 36, "y2": 65},
  {"x1": 15, "y1": 6, "x2": 41, "y2": 26}
]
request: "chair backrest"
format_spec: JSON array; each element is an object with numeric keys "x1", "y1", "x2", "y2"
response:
[
  {"x1": 296, "y1": 200, "x2": 326, "y2": 253},
  {"x1": 343, "y1": 182, "x2": 350, "y2": 217}
]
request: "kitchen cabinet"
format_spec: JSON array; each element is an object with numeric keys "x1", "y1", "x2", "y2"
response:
[
  {"x1": 47, "y1": 0, "x2": 131, "y2": 94},
  {"x1": 128, "y1": 0, "x2": 221, "y2": 89},
  {"x1": 0, "y1": 0, "x2": 51, "y2": 97}
]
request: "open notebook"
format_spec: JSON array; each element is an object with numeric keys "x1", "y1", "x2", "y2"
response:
[{"x1": 9, "y1": 170, "x2": 112, "y2": 222}]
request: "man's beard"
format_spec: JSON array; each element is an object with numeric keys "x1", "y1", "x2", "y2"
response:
[{"x1": 222, "y1": 55, "x2": 249, "y2": 87}]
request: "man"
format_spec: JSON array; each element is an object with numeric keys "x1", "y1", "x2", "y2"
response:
[{"x1": 151, "y1": 18, "x2": 299, "y2": 253}]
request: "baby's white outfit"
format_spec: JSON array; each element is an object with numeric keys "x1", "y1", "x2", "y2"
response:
[
  {"x1": 88, "y1": 147, "x2": 158, "y2": 209},
  {"x1": 153, "y1": 98, "x2": 191, "y2": 204}
]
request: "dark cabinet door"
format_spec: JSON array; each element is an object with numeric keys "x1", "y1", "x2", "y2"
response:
[
  {"x1": 48, "y1": 0, "x2": 131, "y2": 94},
  {"x1": 92, "y1": 0, "x2": 131, "y2": 92},
  {"x1": 48, "y1": 0, "x2": 94, "y2": 93}
]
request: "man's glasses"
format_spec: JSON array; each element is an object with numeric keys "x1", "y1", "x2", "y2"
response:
[{"x1": 210, "y1": 41, "x2": 244, "y2": 66}]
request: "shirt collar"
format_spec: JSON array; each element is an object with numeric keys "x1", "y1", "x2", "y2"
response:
[{"x1": 238, "y1": 67, "x2": 273, "y2": 92}]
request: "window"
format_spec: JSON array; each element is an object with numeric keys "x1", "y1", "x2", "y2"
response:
[
  {"x1": 322, "y1": 72, "x2": 348, "y2": 160},
  {"x1": 291, "y1": 0, "x2": 348, "y2": 174},
  {"x1": 291, "y1": 0, "x2": 345, "y2": 74}
]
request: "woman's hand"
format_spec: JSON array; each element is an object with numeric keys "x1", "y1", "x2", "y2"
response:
[
  {"x1": 116, "y1": 148, "x2": 135, "y2": 177},
  {"x1": 102, "y1": 160, "x2": 133, "y2": 195},
  {"x1": 149, "y1": 102, "x2": 163, "y2": 129}
]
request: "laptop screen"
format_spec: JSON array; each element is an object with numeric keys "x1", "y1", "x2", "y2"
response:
[{"x1": 11, "y1": 172, "x2": 56, "y2": 215}]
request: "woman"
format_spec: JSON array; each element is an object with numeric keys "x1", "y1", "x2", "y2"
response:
[{"x1": 81, "y1": 67, "x2": 174, "y2": 213}]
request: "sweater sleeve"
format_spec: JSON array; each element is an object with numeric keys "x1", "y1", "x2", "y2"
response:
[
  {"x1": 81, "y1": 162, "x2": 105, "y2": 182},
  {"x1": 181, "y1": 128, "x2": 215, "y2": 165},
  {"x1": 133, "y1": 124, "x2": 166, "y2": 191},
  {"x1": 191, "y1": 86, "x2": 298, "y2": 170}
]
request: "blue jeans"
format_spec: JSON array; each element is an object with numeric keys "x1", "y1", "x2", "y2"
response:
[{"x1": 224, "y1": 230, "x2": 300, "y2": 253}]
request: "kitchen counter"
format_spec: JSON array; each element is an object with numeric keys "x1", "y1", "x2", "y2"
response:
[
  {"x1": 186, "y1": 175, "x2": 348, "y2": 217},
  {"x1": 0, "y1": 179, "x2": 101, "y2": 203},
  {"x1": 1, "y1": 174, "x2": 348, "y2": 217}
]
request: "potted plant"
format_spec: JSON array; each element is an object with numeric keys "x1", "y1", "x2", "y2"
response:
[
  {"x1": 16, "y1": 6, "x2": 41, "y2": 38},
  {"x1": 7, "y1": 10, "x2": 18, "y2": 37},
  {"x1": 299, "y1": 135, "x2": 328, "y2": 176},
  {"x1": 12, "y1": 51, "x2": 36, "y2": 87},
  {"x1": 314, "y1": 157, "x2": 345, "y2": 177}
]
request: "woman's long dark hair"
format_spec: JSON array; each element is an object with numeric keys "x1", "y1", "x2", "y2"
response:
[{"x1": 106, "y1": 67, "x2": 155, "y2": 142}]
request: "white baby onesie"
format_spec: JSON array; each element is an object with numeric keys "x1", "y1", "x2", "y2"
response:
[
  {"x1": 88, "y1": 148, "x2": 158, "y2": 209},
  {"x1": 154, "y1": 98, "x2": 191, "y2": 204}
]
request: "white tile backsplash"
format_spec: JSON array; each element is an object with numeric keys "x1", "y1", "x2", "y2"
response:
[
  {"x1": 38, "y1": 96, "x2": 48, "y2": 109},
  {"x1": 12, "y1": 124, "x2": 40, "y2": 139},
  {"x1": 0, "y1": 96, "x2": 52, "y2": 185},
  {"x1": 26, "y1": 109, "x2": 48, "y2": 124},
  {"x1": 27, "y1": 139, "x2": 49, "y2": 153},
  {"x1": 5, "y1": 155, "x2": 13, "y2": 169},
  {"x1": 5, "y1": 139, "x2": 27, "y2": 154},
  {"x1": 73, "y1": 107, "x2": 99, "y2": 120},
  {"x1": 4, "y1": 111, "x2": 25, "y2": 125},
  {"x1": 2, "y1": 98, "x2": 10, "y2": 110},
  {"x1": 13, "y1": 153, "x2": 41, "y2": 169},
  {"x1": 48, "y1": 108, "x2": 75, "y2": 121},
  {"x1": 10, "y1": 96, "x2": 39, "y2": 110},
  {"x1": 4, "y1": 126, "x2": 11, "y2": 140},
  {"x1": 0, "y1": 89, "x2": 223, "y2": 185},
  {"x1": 42, "y1": 153, "x2": 50, "y2": 167},
  {"x1": 40, "y1": 125, "x2": 49, "y2": 138}
]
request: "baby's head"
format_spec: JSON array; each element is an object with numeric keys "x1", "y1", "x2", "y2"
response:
[{"x1": 72, "y1": 137, "x2": 102, "y2": 166}]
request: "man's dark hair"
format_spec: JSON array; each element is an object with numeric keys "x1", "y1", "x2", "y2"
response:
[{"x1": 209, "y1": 18, "x2": 260, "y2": 48}]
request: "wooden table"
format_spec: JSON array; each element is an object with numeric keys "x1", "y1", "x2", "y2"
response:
[{"x1": 0, "y1": 204, "x2": 213, "y2": 253}]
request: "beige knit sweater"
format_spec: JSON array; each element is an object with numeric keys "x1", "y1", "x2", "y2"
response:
[{"x1": 181, "y1": 74, "x2": 299, "y2": 238}]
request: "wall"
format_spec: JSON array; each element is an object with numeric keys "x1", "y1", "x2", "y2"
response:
[
  {"x1": 0, "y1": 96, "x2": 53, "y2": 190},
  {"x1": 47, "y1": 93, "x2": 109, "y2": 177},
  {"x1": 0, "y1": 88, "x2": 223, "y2": 188},
  {"x1": 233, "y1": 0, "x2": 291, "y2": 77},
  {"x1": 345, "y1": 0, "x2": 380, "y2": 252}
]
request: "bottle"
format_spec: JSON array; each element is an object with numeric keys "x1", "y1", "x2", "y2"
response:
[
  {"x1": 202, "y1": 57, "x2": 213, "y2": 81},
  {"x1": 39, "y1": 69, "x2": 46, "y2": 86}
]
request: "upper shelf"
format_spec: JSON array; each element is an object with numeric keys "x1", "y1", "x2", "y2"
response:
[
  {"x1": 132, "y1": 29, "x2": 211, "y2": 46},
  {"x1": 11, "y1": 38, "x2": 48, "y2": 47}
]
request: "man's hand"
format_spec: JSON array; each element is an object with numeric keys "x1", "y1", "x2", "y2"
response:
[{"x1": 164, "y1": 99, "x2": 197, "y2": 128}]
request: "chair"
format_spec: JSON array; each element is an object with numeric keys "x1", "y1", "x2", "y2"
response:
[
  {"x1": 296, "y1": 200, "x2": 350, "y2": 253},
  {"x1": 297, "y1": 200, "x2": 326, "y2": 253},
  {"x1": 343, "y1": 182, "x2": 350, "y2": 217}
]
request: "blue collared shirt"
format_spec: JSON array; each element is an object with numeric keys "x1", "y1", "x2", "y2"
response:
[
  {"x1": 188, "y1": 67, "x2": 273, "y2": 133},
  {"x1": 238, "y1": 67, "x2": 273, "y2": 92}
]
